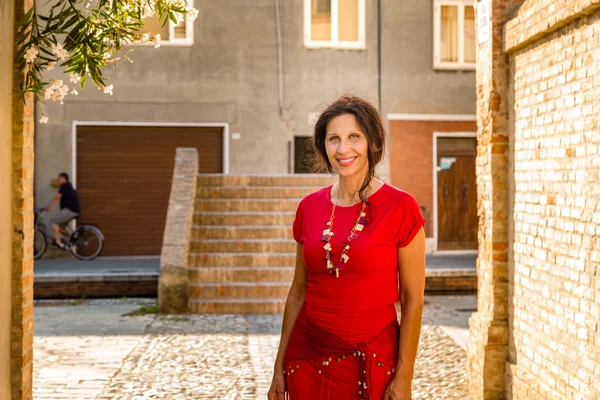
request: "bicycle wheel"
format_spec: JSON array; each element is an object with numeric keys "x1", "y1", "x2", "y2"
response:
[
  {"x1": 69, "y1": 225, "x2": 104, "y2": 261},
  {"x1": 33, "y1": 227, "x2": 47, "y2": 260}
]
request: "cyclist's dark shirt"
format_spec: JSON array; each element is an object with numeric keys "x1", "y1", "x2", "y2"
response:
[{"x1": 59, "y1": 182, "x2": 80, "y2": 213}]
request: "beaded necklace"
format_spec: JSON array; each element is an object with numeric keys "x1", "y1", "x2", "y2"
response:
[{"x1": 321, "y1": 185, "x2": 369, "y2": 278}]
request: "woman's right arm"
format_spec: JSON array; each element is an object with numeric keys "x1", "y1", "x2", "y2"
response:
[{"x1": 268, "y1": 243, "x2": 308, "y2": 399}]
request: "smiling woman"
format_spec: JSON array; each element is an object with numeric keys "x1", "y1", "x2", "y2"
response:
[
  {"x1": 325, "y1": 115, "x2": 369, "y2": 176},
  {"x1": 269, "y1": 95, "x2": 427, "y2": 400},
  {"x1": 313, "y1": 95, "x2": 386, "y2": 205}
]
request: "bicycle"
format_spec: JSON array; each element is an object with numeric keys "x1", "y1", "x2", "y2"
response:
[{"x1": 34, "y1": 209, "x2": 105, "y2": 261}]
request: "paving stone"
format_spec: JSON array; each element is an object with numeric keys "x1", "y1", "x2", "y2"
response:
[{"x1": 34, "y1": 296, "x2": 472, "y2": 399}]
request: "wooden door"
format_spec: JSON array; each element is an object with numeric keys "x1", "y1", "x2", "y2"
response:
[
  {"x1": 437, "y1": 138, "x2": 478, "y2": 250},
  {"x1": 76, "y1": 125, "x2": 223, "y2": 256}
]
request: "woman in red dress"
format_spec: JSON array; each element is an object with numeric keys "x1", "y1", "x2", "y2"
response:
[{"x1": 268, "y1": 95, "x2": 426, "y2": 400}]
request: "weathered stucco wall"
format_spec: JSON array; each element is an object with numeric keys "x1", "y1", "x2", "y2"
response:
[{"x1": 0, "y1": 0, "x2": 15, "y2": 397}]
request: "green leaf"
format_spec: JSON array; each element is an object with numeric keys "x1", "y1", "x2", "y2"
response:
[
  {"x1": 19, "y1": 8, "x2": 34, "y2": 29},
  {"x1": 39, "y1": 47, "x2": 55, "y2": 57},
  {"x1": 15, "y1": 39, "x2": 34, "y2": 60},
  {"x1": 14, "y1": 31, "x2": 29, "y2": 47},
  {"x1": 61, "y1": 15, "x2": 80, "y2": 30},
  {"x1": 58, "y1": 59, "x2": 72, "y2": 68},
  {"x1": 49, "y1": 0, "x2": 66, "y2": 13},
  {"x1": 168, "y1": 12, "x2": 178, "y2": 25}
]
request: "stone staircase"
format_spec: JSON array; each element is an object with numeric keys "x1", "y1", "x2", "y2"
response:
[{"x1": 188, "y1": 174, "x2": 335, "y2": 313}]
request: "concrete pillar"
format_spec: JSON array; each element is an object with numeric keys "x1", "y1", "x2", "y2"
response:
[
  {"x1": 159, "y1": 148, "x2": 198, "y2": 313},
  {"x1": 466, "y1": 1, "x2": 525, "y2": 399}
]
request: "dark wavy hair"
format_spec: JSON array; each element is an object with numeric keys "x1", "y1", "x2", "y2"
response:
[{"x1": 312, "y1": 95, "x2": 386, "y2": 203}]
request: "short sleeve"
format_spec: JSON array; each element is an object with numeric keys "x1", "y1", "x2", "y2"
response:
[
  {"x1": 292, "y1": 198, "x2": 305, "y2": 244},
  {"x1": 58, "y1": 183, "x2": 66, "y2": 194},
  {"x1": 396, "y1": 193, "x2": 426, "y2": 248}
]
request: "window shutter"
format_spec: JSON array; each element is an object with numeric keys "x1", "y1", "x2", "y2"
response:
[{"x1": 173, "y1": 20, "x2": 187, "y2": 40}]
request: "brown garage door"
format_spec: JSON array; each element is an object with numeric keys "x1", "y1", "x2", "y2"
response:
[{"x1": 76, "y1": 125, "x2": 223, "y2": 256}]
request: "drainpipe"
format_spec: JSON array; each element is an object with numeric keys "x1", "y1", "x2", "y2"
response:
[{"x1": 274, "y1": 0, "x2": 283, "y2": 116}]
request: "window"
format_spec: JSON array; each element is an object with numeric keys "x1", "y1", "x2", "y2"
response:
[
  {"x1": 136, "y1": 1, "x2": 194, "y2": 46},
  {"x1": 304, "y1": 0, "x2": 365, "y2": 49},
  {"x1": 433, "y1": 0, "x2": 476, "y2": 70}
]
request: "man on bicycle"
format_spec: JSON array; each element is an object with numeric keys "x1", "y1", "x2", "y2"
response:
[{"x1": 43, "y1": 172, "x2": 80, "y2": 249}]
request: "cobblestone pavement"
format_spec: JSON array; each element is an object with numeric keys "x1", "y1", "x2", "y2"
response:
[{"x1": 34, "y1": 297, "x2": 474, "y2": 399}]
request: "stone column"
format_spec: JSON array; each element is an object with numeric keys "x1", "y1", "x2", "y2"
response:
[
  {"x1": 466, "y1": 1, "x2": 524, "y2": 399},
  {"x1": 159, "y1": 148, "x2": 199, "y2": 313}
]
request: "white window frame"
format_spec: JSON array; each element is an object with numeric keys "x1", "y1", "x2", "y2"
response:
[
  {"x1": 304, "y1": 0, "x2": 366, "y2": 50},
  {"x1": 433, "y1": 0, "x2": 476, "y2": 70},
  {"x1": 133, "y1": 0, "x2": 194, "y2": 47}
]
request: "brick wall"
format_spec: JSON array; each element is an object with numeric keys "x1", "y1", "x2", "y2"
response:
[
  {"x1": 467, "y1": 0, "x2": 526, "y2": 398},
  {"x1": 503, "y1": 2, "x2": 600, "y2": 398},
  {"x1": 389, "y1": 119, "x2": 477, "y2": 238},
  {"x1": 10, "y1": 0, "x2": 35, "y2": 398},
  {"x1": 469, "y1": 0, "x2": 600, "y2": 398},
  {"x1": 158, "y1": 148, "x2": 198, "y2": 313}
]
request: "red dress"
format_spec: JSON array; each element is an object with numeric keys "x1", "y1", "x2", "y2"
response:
[{"x1": 284, "y1": 182, "x2": 426, "y2": 400}]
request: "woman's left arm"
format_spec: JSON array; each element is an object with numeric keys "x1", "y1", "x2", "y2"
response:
[{"x1": 384, "y1": 227, "x2": 426, "y2": 400}]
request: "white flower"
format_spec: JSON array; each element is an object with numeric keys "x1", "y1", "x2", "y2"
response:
[
  {"x1": 168, "y1": 0, "x2": 186, "y2": 7},
  {"x1": 59, "y1": 84, "x2": 70, "y2": 97},
  {"x1": 39, "y1": 115, "x2": 48, "y2": 124},
  {"x1": 103, "y1": 85, "x2": 113, "y2": 95},
  {"x1": 186, "y1": 8, "x2": 198, "y2": 21},
  {"x1": 50, "y1": 79, "x2": 63, "y2": 90},
  {"x1": 47, "y1": 61, "x2": 56, "y2": 70},
  {"x1": 69, "y1": 73, "x2": 81, "y2": 83},
  {"x1": 24, "y1": 47, "x2": 38, "y2": 63},
  {"x1": 71, "y1": 87, "x2": 79, "y2": 95},
  {"x1": 122, "y1": 3, "x2": 131, "y2": 11},
  {"x1": 51, "y1": 43, "x2": 68, "y2": 60},
  {"x1": 153, "y1": 34, "x2": 161, "y2": 48},
  {"x1": 103, "y1": 52, "x2": 111, "y2": 59},
  {"x1": 53, "y1": 92, "x2": 65, "y2": 103},
  {"x1": 141, "y1": 2, "x2": 156, "y2": 19},
  {"x1": 141, "y1": 33, "x2": 150, "y2": 43},
  {"x1": 45, "y1": 80, "x2": 70, "y2": 103}
]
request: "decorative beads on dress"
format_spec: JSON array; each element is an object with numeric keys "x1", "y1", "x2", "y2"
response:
[{"x1": 321, "y1": 199, "x2": 369, "y2": 278}]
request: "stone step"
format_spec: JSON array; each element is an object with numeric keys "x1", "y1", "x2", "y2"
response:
[
  {"x1": 197, "y1": 186, "x2": 320, "y2": 199},
  {"x1": 195, "y1": 198, "x2": 301, "y2": 212},
  {"x1": 193, "y1": 212, "x2": 295, "y2": 226},
  {"x1": 189, "y1": 252, "x2": 296, "y2": 267},
  {"x1": 188, "y1": 298, "x2": 286, "y2": 313},
  {"x1": 190, "y1": 239, "x2": 296, "y2": 253},
  {"x1": 196, "y1": 174, "x2": 335, "y2": 187},
  {"x1": 192, "y1": 225, "x2": 292, "y2": 240},
  {"x1": 188, "y1": 266, "x2": 296, "y2": 283},
  {"x1": 189, "y1": 282, "x2": 291, "y2": 299}
]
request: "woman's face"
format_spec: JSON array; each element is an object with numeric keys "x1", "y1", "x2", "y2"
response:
[{"x1": 325, "y1": 113, "x2": 369, "y2": 179}]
